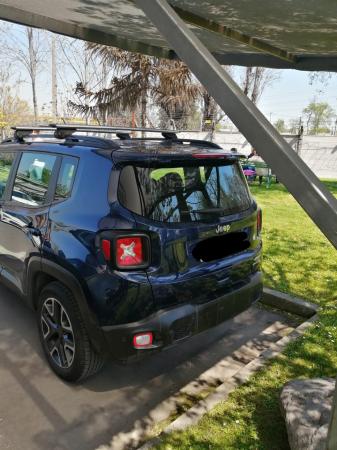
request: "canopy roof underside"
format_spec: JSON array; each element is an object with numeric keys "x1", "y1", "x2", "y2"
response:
[{"x1": 0, "y1": 0, "x2": 337, "y2": 71}]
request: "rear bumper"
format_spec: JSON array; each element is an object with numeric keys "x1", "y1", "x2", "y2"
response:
[{"x1": 101, "y1": 271, "x2": 263, "y2": 360}]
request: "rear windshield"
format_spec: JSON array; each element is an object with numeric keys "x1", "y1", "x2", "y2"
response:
[{"x1": 118, "y1": 161, "x2": 252, "y2": 223}]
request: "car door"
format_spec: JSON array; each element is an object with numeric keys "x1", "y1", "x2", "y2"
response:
[
  {"x1": 0, "y1": 150, "x2": 58, "y2": 296},
  {"x1": 0, "y1": 150, "x2": 17, "y2": 278}
]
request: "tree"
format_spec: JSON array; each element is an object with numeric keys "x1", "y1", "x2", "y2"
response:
[
  {"x1": 51, "y1": 34, "x2": 58, "y2": 119},
  {"x1": 0, "y1": 24, "x2": 46, "y2": 122},
  {"x1": 0, "y1": 67, "x2": 32, "y2": 139},
  {"x1": 154, "y1": 59, "x2": 200, "y2": 130},
  {"x1": 26, "y1": 28, "x2": 39, "y2": 121},
  {"x1": 308, "y1": 72, "x2": 333, "y2": 87},
  {"x1": 201, "y1": 90, "x2": 217, "y2": 132},
  {"x1": 288, "y1": 118, "x2": 302, "y2": 135},
  {"x1": 57, "y1": 36, "x2": 109, "y2": 122},
  {"x1": 274, "y1": 119, "x2": 287, "y2": 133},
  {"x1": 303, "y1": 101, "x2": 334, "y2": 134},
  {"x1": 241, "y1": 67, "x2": 280, "y2": 104},
  {"x1": 69, "y1": 44, "x2": 200, "y2": 129}
]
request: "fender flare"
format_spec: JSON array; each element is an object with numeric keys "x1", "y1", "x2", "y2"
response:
[{"x1": 27, "y1": 257, "x2": 106, "y2": 353}]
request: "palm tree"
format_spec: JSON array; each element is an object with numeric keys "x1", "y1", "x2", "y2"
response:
[{"x1": 69, "y1": 44, "x2": 200, "y2": 129}]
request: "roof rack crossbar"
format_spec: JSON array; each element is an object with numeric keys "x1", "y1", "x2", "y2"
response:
[
  {"x1": 51, "y1": 125, "x2": 180, "y2": 140},
  {"x1": 51, "y1": 124, "x2": 182, "y2": 133},
  {"x1": 12, "y1": 124, "x2": 182, "y2": 141},
  {"x1": 12, "y1": 126, "x2": 55, "y2": 143},
  {"x1": 10, "y1": 125, "x2": 219, "y2": 149}
]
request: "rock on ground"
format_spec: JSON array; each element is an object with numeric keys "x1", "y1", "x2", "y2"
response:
[{"x1": 280, "y1": 378, "x2": 335, "y2": 450}]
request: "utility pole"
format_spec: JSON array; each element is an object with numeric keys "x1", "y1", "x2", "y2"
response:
[
  {"x1": 27, "y1": 28, "x2": 38, "y2": 122},
  {"x1": 51, "y1": 34, "x2": 58, "y2": 119},
  {"x1": 296, "y1": 117, "x2": 303, "y2": 155}
]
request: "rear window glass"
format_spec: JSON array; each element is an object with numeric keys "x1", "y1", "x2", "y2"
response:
[{"x1": 118, "y1": 162, "x2": 252, "y2": 223}]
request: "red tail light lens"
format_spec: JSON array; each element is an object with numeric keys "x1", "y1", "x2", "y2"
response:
[
  {"x1": 101, "y1": 239, "x2": 111, "y2": 260},
  {"x1": 116, "y1": 236, "x2": 144, "y2": 267},
  {"x1": 100, "y1": 234, "x2": 150, "y2": 269},
  {"x1": 257, "y1": 209, "x2": 262, "y2": 235},
  {"x1": 133, "y1": 332, "x2": 153, "y2": 348}
]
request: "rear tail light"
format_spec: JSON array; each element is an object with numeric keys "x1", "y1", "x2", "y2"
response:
[
  {"x1": 101, "y1": 239, "x2": 111, "y2": 260},
  {"x1": 257, "y1": 209, "x2": 262, "y2": 235},
  {"x1": 116, "y1": 236, "x2": 143, "y2": 267},
  {"x1": 101, "y1": 234, "x2": 150, "y2": 269},
  {"x1": 133, "y1": 332, "x2": 153, "y2": 349}
]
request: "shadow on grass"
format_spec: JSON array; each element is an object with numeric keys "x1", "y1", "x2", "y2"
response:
[{"x1": 260, "y1": 226, "x2": 337, "y2": 306}]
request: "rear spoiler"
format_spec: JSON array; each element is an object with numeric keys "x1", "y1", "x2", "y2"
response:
[{"x1": 111, "y1": 150, "x2": 244, "y2": 166}]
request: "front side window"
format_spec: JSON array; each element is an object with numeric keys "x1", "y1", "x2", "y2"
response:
[
  {"x1": 55, "y1": 156, "x2": 78, "y2": 201},
  {"x1": 0, "y1": 152, "x2": 15, "y2": 201},
  {"x1": 118, "y1": 161, "x2": 252, "y2": 223},
  {"x1": 12, "y1": 152, "x2": 56, "y2": 206}
]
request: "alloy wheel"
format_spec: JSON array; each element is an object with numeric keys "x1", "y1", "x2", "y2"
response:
[{"x1": 40, "y1": 297, "x2": 75, "y2": 369}]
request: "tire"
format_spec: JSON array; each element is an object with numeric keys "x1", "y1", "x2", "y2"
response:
[{"x1": 37, "y1": 281, "x2": 105, "y2": 382}]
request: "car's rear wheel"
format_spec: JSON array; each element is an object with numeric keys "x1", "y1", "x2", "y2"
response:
[{"x1": 37, "y1": 281, "x2": 105, "y2": 382}]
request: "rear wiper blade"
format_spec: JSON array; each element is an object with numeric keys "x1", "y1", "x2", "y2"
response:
[{"x1": 182, "y1": 208, "x2": 224, "y2": 214}]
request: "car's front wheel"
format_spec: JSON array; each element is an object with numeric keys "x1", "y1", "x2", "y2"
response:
[{"x1": 37, "y1": 281, "x2": 105, "y2": 382}]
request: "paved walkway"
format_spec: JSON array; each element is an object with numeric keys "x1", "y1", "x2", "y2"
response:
[{"x1": 0, "y1": 284, "x2": 291, "y2": 450}]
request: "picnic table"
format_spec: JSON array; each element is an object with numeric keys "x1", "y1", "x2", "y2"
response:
[{"x1": 242, "y1": 158, "x2": 274, "y2": 188}]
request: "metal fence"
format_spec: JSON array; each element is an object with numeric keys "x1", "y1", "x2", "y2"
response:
[{"x1": 177, "y1": 131, "x2": 337, "y2": 180}]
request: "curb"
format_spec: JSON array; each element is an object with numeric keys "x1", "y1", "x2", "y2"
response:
[
  {"x1": 261, "y1": 287, "x2": 319, "y2": 318},
  {"x1": 138, "y1": 291, "x2": 318, "y2": 449}
]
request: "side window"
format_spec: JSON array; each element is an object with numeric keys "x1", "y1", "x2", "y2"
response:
[
  {"x1": 12, "y1": 152, "x2": 56, "y2": 206},
  {"x1": 55, "y1": 156, "x2": 78, "y2": 201},
  {"x1": 0, "y1": 152, "x2": 15, "y2": 201}
]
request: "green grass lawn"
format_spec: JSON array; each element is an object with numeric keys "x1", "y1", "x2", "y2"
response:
[{"x1": 155, "y1": 180, "x2": 337, "y2": 450}]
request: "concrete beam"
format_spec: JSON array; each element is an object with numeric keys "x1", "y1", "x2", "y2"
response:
[{"x1": 136, "y1": 0, "x2": 337, "y2": 249}]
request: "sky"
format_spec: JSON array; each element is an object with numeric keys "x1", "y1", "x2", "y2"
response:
[
  {"x1": 259, "y1": 70, "x2": 337, "y2": 123},
  {"x1": 2, "y1": 20, "x2": 337, "y2": 127},
  {"x1": 18, "y1": 64, "x2": 336, "y2": 126},
  {"x1": 19, "y1": 62, "x2": 337, "y2": 127}
]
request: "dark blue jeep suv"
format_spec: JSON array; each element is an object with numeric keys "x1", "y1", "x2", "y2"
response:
[{"x1": 0, "y1": 125, "x2": 262, "y2": 381}]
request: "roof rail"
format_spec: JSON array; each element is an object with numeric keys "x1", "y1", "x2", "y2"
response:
[
  {"x1": 52, "y1": 124, "x2": 181, "y2": 135},
  {"x1": 12, "y1": 124, "x2": 181, "y2": 141},
  {"x1": 10, "y1": 124, "x2": 221, "y2": 150}
]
